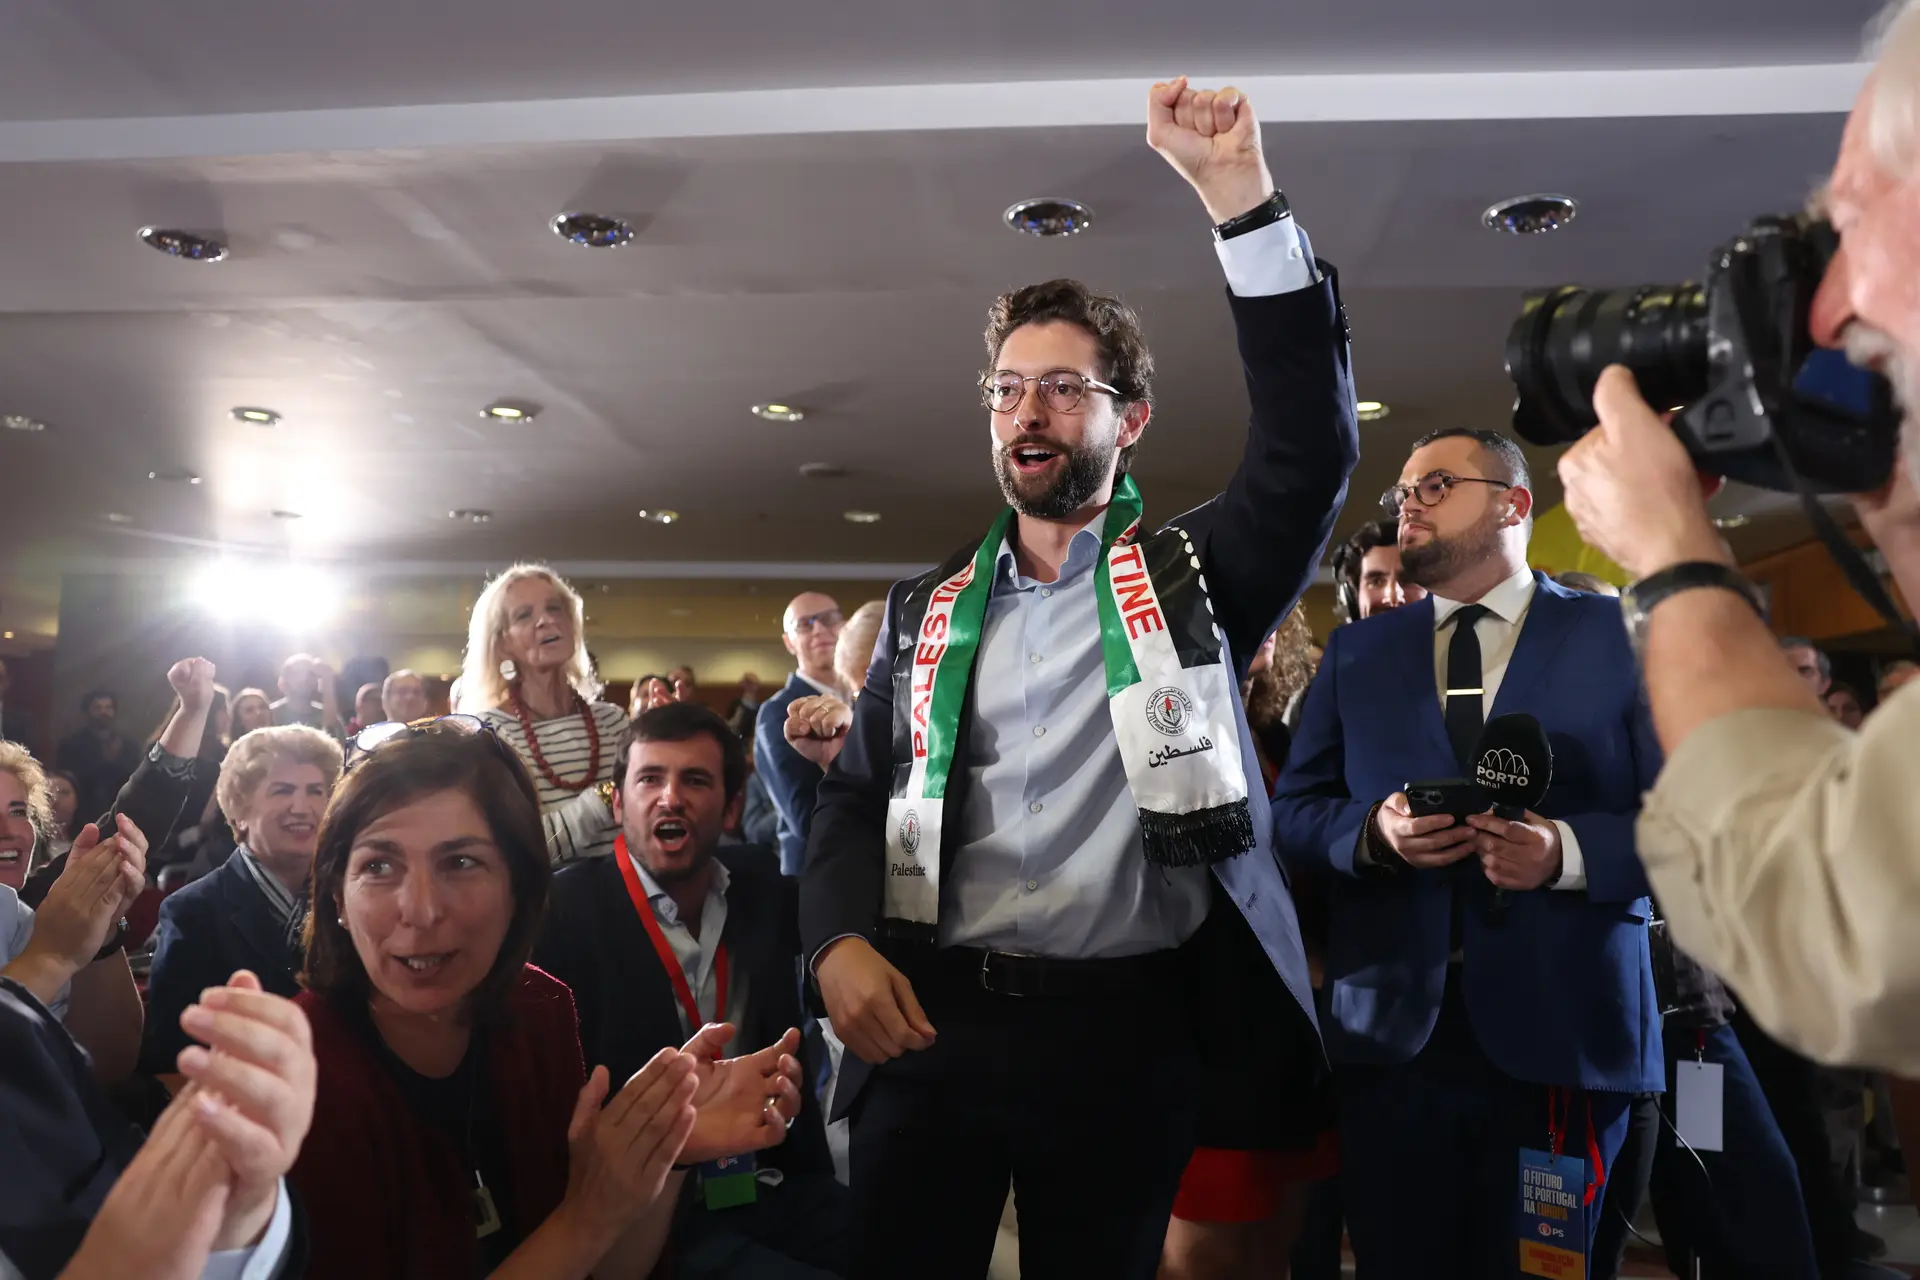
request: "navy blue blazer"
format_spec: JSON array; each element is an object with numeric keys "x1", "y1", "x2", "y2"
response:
[
  {"x1": 754, "y1": 673, "x2": 827, "y2": 877},
  {"x1": 139, "y1": 853, "x2": 303, "y2": 1077},
  {"x1": 1273, "y1": 575, "x2": 1664, "y2": 1094},
  {"x1": 801, "y1": 273, "x2": 1361, "y2": 1120},
  {"x1": 530, "y1": 844, "x2": 831, "y2": 1179}
]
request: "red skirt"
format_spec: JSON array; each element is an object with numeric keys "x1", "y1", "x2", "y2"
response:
[{"x1": 1170, "y1": 1129, "x2": 1340, "y2": 1224}]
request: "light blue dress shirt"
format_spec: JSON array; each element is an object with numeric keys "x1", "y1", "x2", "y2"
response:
[{"x1": 938, "y1": 213, "x2": 1318, "y2": 958}]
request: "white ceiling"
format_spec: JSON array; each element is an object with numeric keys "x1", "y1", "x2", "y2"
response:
[{"x1": 0, "y1": 0, "x2": 1885, "y2": 640}]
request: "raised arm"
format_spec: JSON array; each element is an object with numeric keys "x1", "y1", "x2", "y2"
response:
[{"x1": 1146, "y1": 78, "x2": 1360, "y2": 659}]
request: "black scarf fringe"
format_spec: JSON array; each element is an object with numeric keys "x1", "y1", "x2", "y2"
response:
[{"x1": 1138, "y1": 799, "x2": 1256, "y2": 868}]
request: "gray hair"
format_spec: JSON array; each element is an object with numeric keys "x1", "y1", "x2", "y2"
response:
[{"x1": 1869, "y1": 1, "x2": 1920, "y2": 176}]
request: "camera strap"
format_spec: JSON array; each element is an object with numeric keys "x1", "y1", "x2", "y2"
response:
[{"x1": 1767, "y1": 427, "x2": 1920, "y2": 653}]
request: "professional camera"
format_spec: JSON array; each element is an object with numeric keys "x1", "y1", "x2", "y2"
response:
[{"x1": 1505, "y1": 214, "x2": 1899, "y2": 494}]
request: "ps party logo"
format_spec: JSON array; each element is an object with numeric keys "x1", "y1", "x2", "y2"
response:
[
  {"x1": 1475, "y1": 746, "x2": 1529, "y2": 790},
  {"x1": 1145, "y1": 686, "x2": 1194, "y2": 736}
]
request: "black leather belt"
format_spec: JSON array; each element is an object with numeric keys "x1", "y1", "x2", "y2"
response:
[{"x1": 891, "y1": 942, "x2": 1180, "y2": 1000}]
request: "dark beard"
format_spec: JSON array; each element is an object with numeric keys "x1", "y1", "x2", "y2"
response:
[
  {"x1": 992, "y1": 434, "x2": 1113, "y2": 519},
  {"x1": 634, "y1": 839, "x2": 715, "y2": 886},
  {"x1": 1399, "y1": 516, "x2": 1504, "y2": 589}
]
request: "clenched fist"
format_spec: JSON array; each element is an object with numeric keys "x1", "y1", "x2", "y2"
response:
[
  {"x1": 784, "y1": 695, "x2": 852, "y2": 771},
  {"x1": 167, "y1": 658, "x2": 219, "y2": 711},
  {"x1": 1147, "y1": 77, "x2": 1276, "y2": 225}
]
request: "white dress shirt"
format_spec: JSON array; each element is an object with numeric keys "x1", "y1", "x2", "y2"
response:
[
  {"x1": 1427, "y1": 567, "x2": 1586, "y2": 891},
  {"x1": 629, "y1": 852, "x2": 749, "y2": 1037}
]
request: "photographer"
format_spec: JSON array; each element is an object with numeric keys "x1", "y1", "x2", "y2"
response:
[{"x1": 1556, "y1": 0, "x2": 1920, "y2": 1074}]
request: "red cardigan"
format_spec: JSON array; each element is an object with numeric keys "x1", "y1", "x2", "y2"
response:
[{"x1": 290, "y1": 966, "x2": 585, "y2": 1279}]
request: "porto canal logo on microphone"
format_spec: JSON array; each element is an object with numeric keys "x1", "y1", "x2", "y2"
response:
[
  {"x1": 1475, "y1": 746, "x2": 1530, "y2": 790},
  {"x1": 1145, "y1": 686, "x2": 1194, "y2": 736}
]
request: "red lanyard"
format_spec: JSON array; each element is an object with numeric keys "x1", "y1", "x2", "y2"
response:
[
  {"x1": 1546, "y1": 1086, "x2": 1607, "y2": 1207},
  {"x1": 614, "y1": 834, "x2": 727, "y2": 1035}
]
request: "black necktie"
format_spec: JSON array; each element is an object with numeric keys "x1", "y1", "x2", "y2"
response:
[{"x1": 1444, "y1": 604, "x2": 1490, "y2": 772}]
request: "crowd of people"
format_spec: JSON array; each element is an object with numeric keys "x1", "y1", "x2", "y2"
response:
[{"x1": 7, "y1": 19, "x2": 1920, "y2": 1280}]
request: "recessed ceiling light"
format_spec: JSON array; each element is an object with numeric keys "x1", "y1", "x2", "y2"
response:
[
  {"x1": 550, "y1": 212, "x2": 635, "y2": 249},
  {"x1": 2, "y1": 632, "x2": 12, "y2": 641},
  {"x1": 1482, "y1": 194, "x2": 1578, "y2": 235},
  {"x1": 148, "y1": 469, "x2": 202, "y2": 485},
  {"x1": 752, "y1": 403, "x2": 805, "y2": 423},
  {"x1": 2, "y1": 414, "x2": 45, "y2": 432},
  {"x1": 1003, "y1": 198, "x2": 1094, "y2": 237},
  {"x1": 844, "y1": 510, "x2": 882, "y2": 524},
  {"x1": 103, "y1": 512, "x2": 133, "y2": 525},
  {"x1": 480, "y1": 400, "x2": 539, "y2": 423},
  {"x1": 271, "y1": 509, "x2": 302, "y2": 520},
  {"x1": 449, "y1": 509, "x2": 493, "y2": 523},
  {"x1": 231, "y1": 406, "x2": 280, "y2": 426},
  {"x1": 1712, "y1": 513, "x2": 1752, "y2": 530},
  {"x1": 137, "y1": 226, "x2": 229, "y2": 262},
  {"x1": 637, "y1": 509, "x2": 680, "y2": 525},
  {"x1": 1356, "y1": 401, "x2": 1391, "y2": 422},
  {"x1": 798, "y1": 462, "x2": 846, "y2": 479}
]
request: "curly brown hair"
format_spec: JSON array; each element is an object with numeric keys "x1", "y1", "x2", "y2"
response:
[
  {"x1": 1244, "y1": 607, "x2": 1319, "y2": 733},
  {"x1": 983, "y1": 278, "x2": 1154, "y2": 473}
]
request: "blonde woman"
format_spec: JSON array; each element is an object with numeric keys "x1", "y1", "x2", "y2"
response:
[{"x1": 458, "y1": 564, "x2": 628, "y2": 862}]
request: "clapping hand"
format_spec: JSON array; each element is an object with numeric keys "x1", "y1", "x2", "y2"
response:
[
  {"x1": 21, "y1": 816, "x2": 146, "y2": 980},
  {"x1": 58, "y1": 1084, "x2": 233, "y2": 1280},
  {"x1": 172, "y1": 970, "x2": 317, "y2": 1251},
  {"x1": 563, "y1": 1049, "x2": 699, "y2": 1245},
  {"x1": 1147, "y1": 77, "x2": 1275, "y2": 224},
  {"x1": 677, "y1": 1023, "x2": 804, "y2": 1163}
]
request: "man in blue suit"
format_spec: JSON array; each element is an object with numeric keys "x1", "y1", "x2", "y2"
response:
[
  {"x1": 801, "y1": 79, "x2": 1357, "y2": 1280},
  {"x1": 1275, "y1": 427, "x2": 1663, "y2": 1279},
  {"x1": 754, "y1": 592, "x2": 846, "y2": 876}
]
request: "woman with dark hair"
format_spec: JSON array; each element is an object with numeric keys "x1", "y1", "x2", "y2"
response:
[
  {"x1": 229, "y1": 688, "x2": 274, "y2": 738},
  {"x1": 291, "y1": 720, "x2": 806, "y2": 1280},
  {"x1": 42, "y1": 770, "x2": 79, "y2": 864}
]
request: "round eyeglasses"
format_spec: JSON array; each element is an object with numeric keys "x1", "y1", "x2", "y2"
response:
[
  {"x1": 1380, "y1": 471, "x2": 1514, "y2": 518},
  {"x1": 979, "y1": 370, "x2": 1122, "y2": 414}
]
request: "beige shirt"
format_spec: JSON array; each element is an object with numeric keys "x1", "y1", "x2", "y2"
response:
[{"x1": 1637, "y1": 682, "x2": 1920, "y2": 1073}]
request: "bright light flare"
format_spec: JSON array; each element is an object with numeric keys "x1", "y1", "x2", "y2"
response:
[{"x1": 190, "y1": 562, "x2": 342, "y2": 630}]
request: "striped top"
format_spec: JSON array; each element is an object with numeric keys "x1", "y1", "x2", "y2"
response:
[{"x1": 479, "y1": 700, "x2": 630, "y2": 864}]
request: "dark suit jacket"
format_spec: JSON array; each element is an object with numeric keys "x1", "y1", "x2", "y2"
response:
[
  {"x1": 801, "y1": 272, "x2": 1360, "y2": 1120},
  {"x1": 531, "y1": 843, "x2": 831, "y2": 1177},
  {"x1": 1273, "y1": 575, "x2": 1665, "y2": 1093},
  {"x1": 22, "y1": 753, "x2": 201, "y2": 908},
  {"x1": 754, "y1": 674, "x2": 828, "y2": 877},
  {"x1": 138, "y1": 853, "x2": 303, "y2": 1076},
  {"x1": 0, "y1": 706, "x2": 35, "y2": 758}
]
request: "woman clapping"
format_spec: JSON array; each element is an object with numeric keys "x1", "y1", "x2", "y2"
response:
[{"x1": 290, "y1": 720, "x2": 801, "y2": 1280}]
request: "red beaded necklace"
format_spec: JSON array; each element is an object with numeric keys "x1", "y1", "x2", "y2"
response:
[{"x1": 507, "y1": 684, "x2": 601, "y2": 793}]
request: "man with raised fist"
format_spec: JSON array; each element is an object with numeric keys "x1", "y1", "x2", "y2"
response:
[{"x1": 800, "y1": 79, "x2": 1357, "y2": 1278}]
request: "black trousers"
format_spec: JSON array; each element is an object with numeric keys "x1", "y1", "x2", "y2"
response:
[{"x1": 846, "y1": 951, "x2": 1199, "y2": 1280}]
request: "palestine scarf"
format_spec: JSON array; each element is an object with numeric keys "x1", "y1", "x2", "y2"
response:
[{"x1": 884, "y1": 476, "x2": 1254, "y2": 928}]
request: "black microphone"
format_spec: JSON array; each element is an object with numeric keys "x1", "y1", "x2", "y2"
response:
[{"x1": 1471, "y1": 713, "x2": 1553, "y2": 915}]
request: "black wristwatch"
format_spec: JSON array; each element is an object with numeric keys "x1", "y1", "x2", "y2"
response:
[
  {"x1": 1212, "y1": 189, "x2": 1292, "y2": 242},
  {"x1": 92, "y1": 917, "x2": 129, "y2": 963},
  {"x1": 1621, "y1": 561, "x2": 1764, "y2": 657}
]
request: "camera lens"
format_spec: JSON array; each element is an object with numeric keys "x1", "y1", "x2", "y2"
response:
[{"x1": 1505, "y1": 282, "x2": 1711, "y2": 446}]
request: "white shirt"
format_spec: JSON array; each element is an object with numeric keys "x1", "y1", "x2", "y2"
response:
[
  {"x1": 629, "y1": 853, "x2": 749, "y2": 1039},
  {"x1": 1428, "y1": 567, "x2": 1587, "y2": 891}
]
